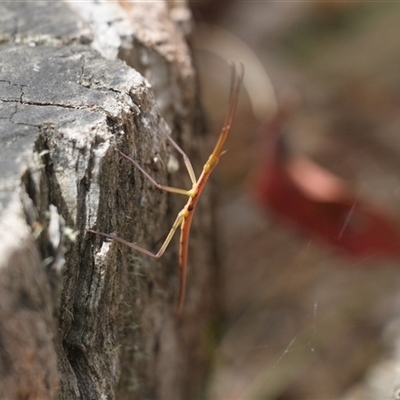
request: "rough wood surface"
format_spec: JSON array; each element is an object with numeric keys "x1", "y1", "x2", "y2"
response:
[{"x1": 0, "y1": 1, "x2": 215, "y2": 399}]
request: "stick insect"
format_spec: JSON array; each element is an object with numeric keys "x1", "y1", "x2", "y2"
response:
[{"x1": 89, "y1": 62, "x2": 244, "y2": 317}]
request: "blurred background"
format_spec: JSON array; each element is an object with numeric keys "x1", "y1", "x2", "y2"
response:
[{"x1": 188, "y1": 2, "x2": 400, "y2": 399}]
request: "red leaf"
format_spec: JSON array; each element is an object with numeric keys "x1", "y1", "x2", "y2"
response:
[{"x1": 252, "y1": 111, "x2": 400, "y2": 258}]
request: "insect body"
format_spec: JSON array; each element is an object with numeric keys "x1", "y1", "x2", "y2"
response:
[{"x1": 89, "y1": 62, "x2": 244, "y2": 317}]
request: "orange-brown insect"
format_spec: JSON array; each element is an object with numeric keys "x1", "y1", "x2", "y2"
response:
[{"x1": 89, "y1": 62, "x2": 244, "y2": 317}]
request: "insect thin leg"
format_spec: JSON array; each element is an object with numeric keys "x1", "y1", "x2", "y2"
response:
[
  {"x1": 224, "y1": 62, "x2": 244, "y2": 130},
  {"x1": 208, "y1": 62, "x2": 244, "y2": 157},
  {"x1": 88, "y1": 212, "x2": 184, "y2": 258},
  {"x1": 117, "y1": 150, "x2": 190, "y2": 196},
  {"x1": 161, "y1": 128, "x2": 197, "y2": 185}
]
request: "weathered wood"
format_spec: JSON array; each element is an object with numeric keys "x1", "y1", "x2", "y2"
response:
[{"x1": 0, "y1": 1, "x2": 214, "y2": 399}]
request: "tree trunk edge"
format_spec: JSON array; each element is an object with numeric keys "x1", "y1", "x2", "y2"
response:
[{"x1": 0, "y1": 1, "x2": 215, "y2": 399}]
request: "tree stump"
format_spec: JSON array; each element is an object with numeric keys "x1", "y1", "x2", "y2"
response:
[{"x1": 0, "y1": 1, "x2": 215, "y2": 399}]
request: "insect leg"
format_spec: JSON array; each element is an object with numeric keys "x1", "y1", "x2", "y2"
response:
[
  {"x1": 117, "y1": 150, "x2": 190, "y2": 196},
  {"x1": 88, "y1": 210, "x2": 184, "y2": 258},
  {"x1": 161, "y1": 128, "x2": 197, "y2": 185}
]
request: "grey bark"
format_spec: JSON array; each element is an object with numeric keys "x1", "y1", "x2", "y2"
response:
[{"x1": 0, "y1": 1, "x2": 215, "y2": 399}]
